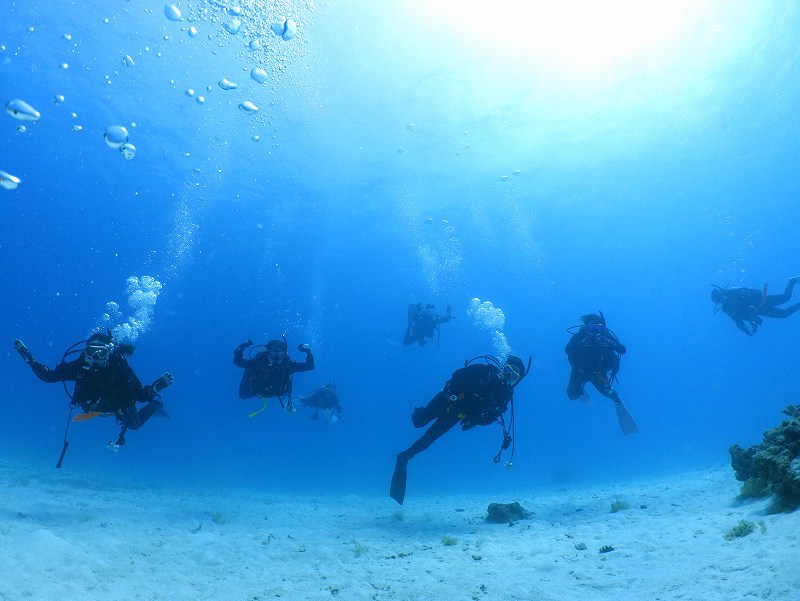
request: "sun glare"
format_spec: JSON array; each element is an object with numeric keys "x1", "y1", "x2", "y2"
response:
[{"x1": 419, "y1": 0, "x2": 696, "y2": 73}]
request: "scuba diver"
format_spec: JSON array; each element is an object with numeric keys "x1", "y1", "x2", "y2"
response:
[
  {"x1": 13, "y1": 332, "x2": 173, "y2": 454},
  {"x1": 390, "y1": 354, "x2": 530, "y2": 505},
  {"x1": 710, "y1": 276, "x2": 800, "y2": 335},
  {"x1": 402, "y1": 302, "x2": 454, "y2": 347},
  {"x1": 233, "y1": 337, "x2": 314, "y2": 416},
  {"x1": 297, "y1": 382, "x2": 342, "y2": 425},
  {"x1": 565, "y1": 312, "x2": 638, "y2": 436}
]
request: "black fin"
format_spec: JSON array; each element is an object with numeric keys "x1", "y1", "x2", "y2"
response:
[{"x1": 390, "y1": 452, "x2": 409, "y2": 505}]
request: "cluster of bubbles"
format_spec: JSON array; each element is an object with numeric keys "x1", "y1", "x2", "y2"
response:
[
  {"x1": 467, "y1": 297, "x2": 510, "y2": 360},
  {"x1": 162, "y1": 2, "x2": 305, "y2": 121},
  {"x1": 418, "y1": 217, "x2": 463, "y2": 295},
  {"x1": 103, "y1": 125, "x2": 136, "y2": 160},
  {"x1": 98, "y1": 276, "x2": 163, "y2": 343}
]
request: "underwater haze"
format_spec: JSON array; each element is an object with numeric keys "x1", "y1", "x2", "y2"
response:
[{"x1": 2, "y1": 0, "x2": 800, "y2": 499}]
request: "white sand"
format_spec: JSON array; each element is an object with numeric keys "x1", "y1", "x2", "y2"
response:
[{"x1": 0, "y1": 462, "x2": 797, "y2": 600}]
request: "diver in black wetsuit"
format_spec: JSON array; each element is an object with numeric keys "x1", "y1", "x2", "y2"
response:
[
  {"x1": 402, "y1": 303, "x2": 454, "y2": 347},
  {"x1": 233, "y1": 338, "x2": 314, "y2": 413},
  {"x1": 390, "y1": 354, "x2": 530, "y2": 505},
  {"x1": 711, "y1": 276, "x2": 800, "y2": 335},
  {"x1": 565, "y1": 312, "x2": 638, "y2": 436},
  {"x1": 298, "y1": 383, "x2": 342, "y2": 424},
  {"x1": 13, "y1": 332, "x2": 173, "y2": 449}
]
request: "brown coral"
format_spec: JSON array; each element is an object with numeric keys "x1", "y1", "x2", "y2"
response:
[{"x1": 729, "y1": 405, "x2": 800, "y2": 513}]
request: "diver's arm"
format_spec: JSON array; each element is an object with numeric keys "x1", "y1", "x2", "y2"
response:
[
  {"x1": 31, "y1": 358, "x2": 80, "y2": 383},
  {"x1": 292, "y1": 344, "x2": 315, "y2": 372},
  {"x1": 14, "y1": 339, "x2": 71, "y2": 382},
  {"x1": 734, "y1": 318, "x2": 752, "y2": 335},
  {"x1": 435, "y1": 305, "x2": 455, "y2": 324},
  {"x1": 722, "y1": 305, "x2": 753, "y2": 335},
  {"x1": 233, "y1": 340, "x2": 254, "y2": 367},
  {"x1": 564, "y1": 334, "x2": 580, "y2": 362}
]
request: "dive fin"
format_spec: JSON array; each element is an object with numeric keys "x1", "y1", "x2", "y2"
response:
[
  {"x1": 390, "y1": 452, "x2": 409, "y2": 505},
  {"x1": 72, "y1": 411, "x2": 105, "y2": 422},
  {"x1": 615, "y1": 401, "x2": 639, "y2": 435}
]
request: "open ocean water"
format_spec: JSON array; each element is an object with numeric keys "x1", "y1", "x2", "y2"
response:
[{"x1": 2, "y1": 0, "x2": 799, "y2": 502}]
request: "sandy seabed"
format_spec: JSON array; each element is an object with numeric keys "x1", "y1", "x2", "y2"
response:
[{"x1": 0, "y1": 461, "x2": 797, "y2": 601}]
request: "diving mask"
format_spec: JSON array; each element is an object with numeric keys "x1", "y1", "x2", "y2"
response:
[
  {"x1": 85, "y1": 342, "x2": 114, "y2": 366},
  {"x1": 267, "y1": 348, "x2": 286, "y2": 363},
  {"x1": 500, "y1": 362, "x2": 521, "y2": 385}
]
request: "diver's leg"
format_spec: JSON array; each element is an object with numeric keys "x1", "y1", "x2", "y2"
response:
[
  {"x1": 587, "y1": 376, "x2": 639, "y2": 434},
  {"x1": 566, "y1": 369, "x2": 586, "y2": 400},
  {"x1": 125, "y1": 399, "x2": 163, "y2": 430},
  {"x1": 412, "y1": 392, "x2": 447, "y2": 427},
  {"x1": 757, "y1": 303, "x2": 800, "y2": 318},
  {"x1": 763, "y1": 279, "x2": 797, "y2": 307},
  {"x1": 405, "y1": 414, "x2": 459, "y2": 459},
  {"x1": 588, "y1": 373, "x2": 616, "y2": 402},
  {"x1": 392, "y1": 413, "x2": 457, "y2": 505}
]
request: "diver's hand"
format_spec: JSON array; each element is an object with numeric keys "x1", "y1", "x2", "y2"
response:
[
  {"x1": 298, "y1": 343, "x2": 311, "y2": 353},
  {"x1": 151, "y1": 372, "x2": 174, "y2": 393},
  {"x1": 240, "y1": 339, "x2": 254, "y2": 348},
  {"x1": 13, "y1": 339, "x2": 34, "y2": 364}
]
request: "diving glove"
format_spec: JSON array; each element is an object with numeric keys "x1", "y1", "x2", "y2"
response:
[
  {"x1": 151, "y1": 372, "x2": 174, "y2": 393},
  {"x1": 13, "y1": 339, "x2": 34, "y2": 364},
  {"x1": 239, "y1": 339, "x2": 254, "y2": 349},
  {"x1": 298, "y1": 343, "x2": 311, "y2": 353}
]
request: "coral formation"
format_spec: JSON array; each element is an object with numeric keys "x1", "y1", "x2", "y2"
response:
[
  {"x1": 485, "y1": 502, "x2": 532, "y2": 523},
  {"x1": 736, "y1": 478, "x2": 768, "y2": 501},
  {"x1": 724, "y1": 520, "x2": 756, "y2": 541},
  {"x1": 729, "y1": 404, "x2": 800, "y2": 513}
]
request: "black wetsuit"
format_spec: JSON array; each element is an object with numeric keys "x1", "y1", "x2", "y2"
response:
[
  {"x1": 28, "y1": 353, "x2": 162, "y2": 430},
  {"x1": 717, "y1": 280, "x2": 800, "y2": 335},
  {"x1": 565, "y1": 328, "x2": 626, "y2": 403},
  {"x1": 403, "y1": 363, "x2": 513, "y2": 459},
  {"x1": 233, "y1": 345, "x2": 314, "y2": 400},
  {"x1": 300, "y1": 384, "x2": 342, "y2": 418}
]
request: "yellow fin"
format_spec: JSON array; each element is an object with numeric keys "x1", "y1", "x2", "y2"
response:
[{"x1": 72, "y1": 411, "x2": 105, "y2": 422}]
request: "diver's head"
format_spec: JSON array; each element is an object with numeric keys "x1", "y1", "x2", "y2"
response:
[
  {"x1": 580, "y1": 313, "x2": 606, "y2": 334},
  {"x1": 265, "y1": 339, "x2": 287, "y2": 364},
  {"x1": 84, "y1": 332, "x2": 114, "y2": 367},
  {"x1": 500, "y1": 355, "x2": 527, "y2": 386},
  {"x1": 710, "y1": 288, "x2": 723, "y2": 304}
]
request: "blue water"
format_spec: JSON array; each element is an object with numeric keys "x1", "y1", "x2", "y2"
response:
[{"x1": 2, "y1": 1, "x2": 798, "y2": 499}]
